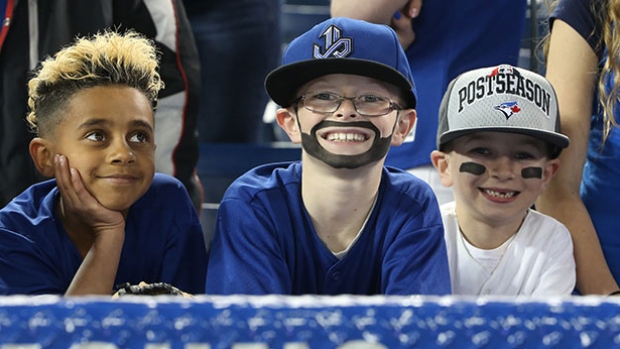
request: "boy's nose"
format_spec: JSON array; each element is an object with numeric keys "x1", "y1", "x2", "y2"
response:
[
  {"x1": 335, "y1": 98, "x2": 358, "y2": 118},
  {"x1": 109, "y1": 140, "x2": 136, "y2": 164},
  {"x1": 489, "y1": 156, "x2": 516, "y2": 180}
]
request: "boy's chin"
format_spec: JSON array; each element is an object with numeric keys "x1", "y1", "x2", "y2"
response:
[
  {"x1": 97, "y1": 196, "x2": 138, "y2": 213},
  {"x1": 93, "y1": 185, "x2": 150, "y2": 212}
]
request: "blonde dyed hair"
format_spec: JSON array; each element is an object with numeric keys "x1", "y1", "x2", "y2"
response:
[
  {"x1": 27, "y1": 30, "x2": 164, "y2": 136},
  {"x1": 599, "y1": 0, "x2": 620, "y2": 138}
]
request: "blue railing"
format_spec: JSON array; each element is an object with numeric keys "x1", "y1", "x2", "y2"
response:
[{"x1": 1, "y1": 295, "x2": 618, "y2": 348}]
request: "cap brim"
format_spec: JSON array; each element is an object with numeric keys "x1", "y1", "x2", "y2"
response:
[
  {"x1": 265, "y1": 58, "x2": 416, "y2": 109},
  {"x1": 440, "y1": 127, "x2": 570, "y2": 150}
]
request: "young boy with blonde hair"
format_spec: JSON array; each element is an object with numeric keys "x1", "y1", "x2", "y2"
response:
[{"x1": 0, "y1": 31, "x2": 207, "y2": 295}]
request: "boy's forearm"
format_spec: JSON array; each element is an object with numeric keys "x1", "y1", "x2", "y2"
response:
[{"x1": 65, "y1": 229, "x2": 125, "y2": 296}]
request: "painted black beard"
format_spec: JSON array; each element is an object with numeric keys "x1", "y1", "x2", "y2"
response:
[{"x1": 300, "y1": 120, "x2": 393, "y2": 169}]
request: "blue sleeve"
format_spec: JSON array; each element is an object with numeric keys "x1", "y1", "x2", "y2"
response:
[
  {"x1": 0, "y1": 229, "x2": 70, "y2": 295},
  {"x1": 551, "y1": 0, "x2": 603, "y2": 56},
  {"x1": 382, "y1": 221, "x2": 451, "y2": 295},
  {"x1": 158, "y1": 185, "x2": 208, "y2": 294},
  {"x1": 205, "y1": 198, "x2": 291, "y2": 295},
  {"x1": 381, "y1": 194, "x2": 451, "y2": 296},
  {"x1": 160, "y1": 217, "x2": 207, "y2": 294}
]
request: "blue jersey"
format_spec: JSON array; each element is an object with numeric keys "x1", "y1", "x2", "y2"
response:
[
  {"x1": 552, "y1": 0, "x2": 620, "y2": 283},
  {"x1": 386, "y1": 0, "x2": 527, "y2": 169},
  {"x1": 0, "y1": 173, "x2": 208, "y2": 295},
  {"x1": 206, "y1": 162, "x2": 450, "y2": 295}
]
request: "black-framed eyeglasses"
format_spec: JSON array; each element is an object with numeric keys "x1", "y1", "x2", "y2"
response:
[{"x1": 295, "y1": 91, "x2": 404, "y2": 117}]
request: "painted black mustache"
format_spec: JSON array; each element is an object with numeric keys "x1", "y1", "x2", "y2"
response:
[{"x1": 300, "y1": 120, "x2": 392, "y2": 169}]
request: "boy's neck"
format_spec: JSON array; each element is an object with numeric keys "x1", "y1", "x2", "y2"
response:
[
  {"x1": 301, "y1": 157, "x2": 383, "y2": 252},
  {"x1": 456, "y1": 206, "x2": 528, "y2": 249}
]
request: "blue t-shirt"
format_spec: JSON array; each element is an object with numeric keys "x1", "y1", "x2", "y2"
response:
[
  {"x1": 552, "y1": 0, "x2": 620, "y2": 283},
  {"x1": 0, "y1": 173, "x2": 208, "y2": 295},
  {"x1": 385, "y1": 0, "x2": 527, "y2": 169},
  {"x1": 206, "y1": 162, "x2": 451, "y2": 295}
]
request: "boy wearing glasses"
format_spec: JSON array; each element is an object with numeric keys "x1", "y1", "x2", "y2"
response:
[{"x1": 205, "y1": 17, "x2": 450, "y2": 295}]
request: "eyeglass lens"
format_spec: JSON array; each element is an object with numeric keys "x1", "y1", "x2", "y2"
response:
[{"x1": 301, "y1": 92, "x2": 397, "y2": 116}]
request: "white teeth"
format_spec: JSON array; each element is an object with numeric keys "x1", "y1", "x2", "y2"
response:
[
  {"x1": 326, "y1": 133, "x2": 366, "y2": 142},
  {"x1": 484, "y1": 189, "x2": 515, "y2": 198}
]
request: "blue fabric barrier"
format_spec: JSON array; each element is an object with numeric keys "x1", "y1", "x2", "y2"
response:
[{"x1": 1, "y1": 295, "x2": 619, "y2": 348}]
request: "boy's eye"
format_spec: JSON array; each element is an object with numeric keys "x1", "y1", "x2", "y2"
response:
[
  {"x1": 310, "y1": 92, "x2": 339, "y2": 101},
  {"x1": 514, "y1": 152, "x2": 536, "y2": 160},
  {"x1": 470, "y1": 147, "x2": 491, "y2": 156},
  {"x1": 129, "y1": 132, "x2": 150, "y2": 143},
  {"x1": 85, "y1": 131, "x2": 105, "y2": 142},
  {"x1": 358, "y1": 94, "x2": 383, "y2": 103}
]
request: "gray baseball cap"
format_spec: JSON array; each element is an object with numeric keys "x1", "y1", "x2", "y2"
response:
[{"x1": 437, "y1": 64, "x2": 569, "y2": 157}]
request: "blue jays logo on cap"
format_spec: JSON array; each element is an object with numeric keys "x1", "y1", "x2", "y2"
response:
[
  {"x1": 265, "y1": 17, "x2": 417, "y2": 109},
  {"x1": 494, "y1": 101, "x2": 521, "y2": 119},
  {"x1": 313, "y1": 25, "x2": 352, "y2": 59}
]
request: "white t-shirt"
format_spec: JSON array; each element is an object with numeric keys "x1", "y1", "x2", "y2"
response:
[{"x1": 441, "y1": 201, "x2": 576, "y2": 296}]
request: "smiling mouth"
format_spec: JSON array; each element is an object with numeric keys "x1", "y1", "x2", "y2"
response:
[
  {"x1": 481, "y1": 188, "x2": 519, "y2": 199},
  {"x1": 99, "y1": 174, "x2": 140, "y2": 184},
  {"x1": 324, "y1": 132, "x2": 369, "y2": 142},
  {"x1": 103, "y1": 174, "x2": 138, "y2": 179}
]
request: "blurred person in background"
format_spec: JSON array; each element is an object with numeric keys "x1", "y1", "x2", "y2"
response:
[
  {"x1": 537, "y1": 0, "x2": 620, "y2": 296},
  {"x1": 182, "y1": 0, "x2": 281, "y2": 143}
]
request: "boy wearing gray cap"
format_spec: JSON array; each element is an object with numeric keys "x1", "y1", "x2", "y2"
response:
[
  {"x1": 431, "y1": 64, "x2": 576, "y2": 296},
  {"x1": 206, "y1": 17, "x2": 450, "y2": 295}
]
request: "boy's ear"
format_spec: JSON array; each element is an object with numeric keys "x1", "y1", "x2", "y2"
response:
[
  {"x1": 29, "y1": 137, "x2": 55, "y2": 178},
  {"x1": 540, "y1": 158, "x2": 561, "y2": 191},
  {"x1": 391, "y1": 109, "x2": 416, "y2": 146},
  {"x1": 275, "y1": 108, "x2": 302, "y2": 144},
  {"x1": 430, "y1": 150, "x2": 453, "y2": 188}
]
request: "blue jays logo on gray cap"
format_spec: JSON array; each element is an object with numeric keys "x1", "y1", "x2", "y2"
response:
[{"x1": 265, "y1": 17, "x2": 417, "y2": 109}]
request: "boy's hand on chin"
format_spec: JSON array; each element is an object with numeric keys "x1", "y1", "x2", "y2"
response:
[{"x1": 54, "y1": 154, "x2": 125, "y2": 234}]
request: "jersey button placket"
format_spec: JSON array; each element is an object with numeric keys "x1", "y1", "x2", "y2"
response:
[{"x1": 331, "y1": 271, "x2": 341, "y2": 281}]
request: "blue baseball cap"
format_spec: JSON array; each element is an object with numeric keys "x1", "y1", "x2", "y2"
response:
[{"x1": 265, "y1": 17, "x2": 417, "y2": 109}]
